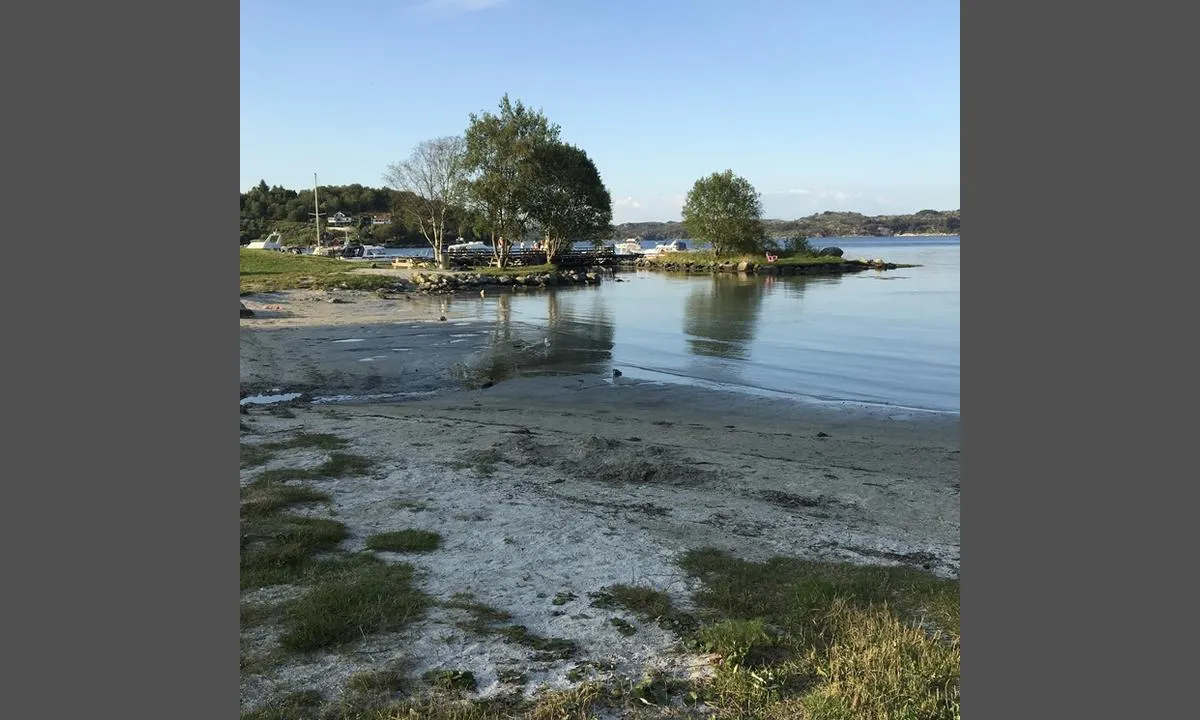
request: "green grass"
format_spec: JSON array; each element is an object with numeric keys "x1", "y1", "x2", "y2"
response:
[
  {"x1": 240, "y1": 689, "x2": 323, "y2": 720},
  {"x1": 644, "y1": 249, "x2": 847, "y2": 267},
  {"x1": 445, "y1": 595, "x2": 578, "y2": 660},
  {"x1": 252, "y1": 452, "x2": 373, "y2": 484},
  {"x1": 240, "y1": 514, "x2": 349, "y2": 589},
  {"x1": 590, "y1": 585, "x2": 698, "y2": 635},
  {"x1": 240, "y1": 478, "x2": 332, "y2": 517},
  {"x1": 473, "y1": 263, "x2": 558, "y2": 276},
  {"x1": 676, "y1": 548, "x2": 960, "y2": 719},
  {"x1": 241, "y1": 433, "x2": 351, "y2": 469},
  {"x1": 240, "y1": 249, "x2": 406, "y2": 293},
  {"x1": 365, "y1": 529, "x2": 443, "y2": 553},
  {"x1": 279, "y1": 555, "x2": 430, "y2": 652},
  {"x1": 346, "y1": 666, "x2": 410, "y2": 695},
  {"x1": 422, "y1": 669, "x2": 478, "y2": 692}
]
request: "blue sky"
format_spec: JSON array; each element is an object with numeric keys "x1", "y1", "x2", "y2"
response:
[{"x1": 240, "y1": 0, "x2": 959, "y2": 223}]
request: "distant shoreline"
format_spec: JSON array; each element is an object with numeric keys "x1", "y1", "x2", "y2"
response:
[{"x1": 892, "y1": 233, "x2": 958, "y2": 237}]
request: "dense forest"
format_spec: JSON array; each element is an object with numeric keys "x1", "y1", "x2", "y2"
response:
[
  {"x1": 240, "y1": 180, "x2": 959, "y2": 246},
  {"x1": 239, "y1": 180, "x2": 488, "y2": 246}
]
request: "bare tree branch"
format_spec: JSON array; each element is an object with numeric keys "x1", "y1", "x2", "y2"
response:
[{"x1": 382, "y1": 136, "x2": 468, "y2": 268}]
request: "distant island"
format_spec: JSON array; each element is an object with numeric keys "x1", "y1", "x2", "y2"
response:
[{"x1": 615, "y1": 209, "x2": 960, "y2": 242}]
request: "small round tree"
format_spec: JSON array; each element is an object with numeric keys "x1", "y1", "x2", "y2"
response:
[{"x1": 681, "y1": 170, "x2": 767, "y2": 257}]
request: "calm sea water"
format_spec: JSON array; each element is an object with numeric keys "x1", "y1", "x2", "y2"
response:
[{"x1": 433, "y1": 237, "x2": 959, "y2": 415}]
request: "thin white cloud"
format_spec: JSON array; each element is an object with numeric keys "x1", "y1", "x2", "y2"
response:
[
  {"x1": 421, "y1": 0, "x2": 507, "y2": 12},
  {"x1": 613, "y1": 196, "x2": 641, "y2": 209}
]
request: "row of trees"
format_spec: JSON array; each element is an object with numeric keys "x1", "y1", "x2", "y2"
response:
[
  {"x1": 241, "y1": 95, "x2": 957, "y2": 259},
  {"x1": 383, "y1": 94, "x2": 614, "y2": 268}
]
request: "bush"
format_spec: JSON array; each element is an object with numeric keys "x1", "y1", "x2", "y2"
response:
[{"x1": 785, "y1": 234, "x2": 817, "y2": 256}]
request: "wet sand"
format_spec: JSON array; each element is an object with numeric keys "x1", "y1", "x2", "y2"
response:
[{"x1": 239, "y1": 288, "x2": 959, "y2": 711}]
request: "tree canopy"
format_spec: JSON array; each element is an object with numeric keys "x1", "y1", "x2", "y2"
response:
[
  {"x1": 463, "y1": 94, "x2": 563, "y2": 266},
  {"x1": 382, "y1": 135, "x2": 469, "y2": 267},
  {"x1": 681, "y1": 170, "x2": 767, "y2": 257},
  {"x1": 525, "y1": 141, "x2": 613, "y2": 262}
]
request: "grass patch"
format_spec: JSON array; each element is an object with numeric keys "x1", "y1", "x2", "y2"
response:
[
  {"x1": 279, "y1": 556, "x2": 430, "y2": 652},
  {"x1": 240, "y1": 479, "x2": 331, "y2": 517},
  {"x1": 366, "y1": 529, "x2": 442, "y2": 553},
  {"x1": 240, "y1": 443, "x2": 276, "y2": 468},
  {"x1": 272, "y1": 432, "x2": 349, "y2": 452},
  {"x1": 446, "y1": 595, "x2": 578, "y2": 660},
  {"x1": 241, "y1": 599, "x2": 287, "y2": 629},
  {"x1": 679, "y1": 548, "x2": 959, "y2": 636},
  {"x1": 318, "y1": 451, "x2": 373, "y2": 476},
  {"x1": 474, "y1": 263, "x2": 557, "y2": 276},
  {"x1": 591, "y1": 584, "x2": 698, "y2": 634},
  {"x1": 240, "y1": 249, "x2": 406, "y2": 293},
  {"x1": 378, "y1": 684, "x2": 603, "y2": 719},
  {"x1": 422, "y1": 669, "x2": 478, "y2": 692},
  {"x1": 678, "y1": 548, "x2": 960, "y2": 719},
  {"x1": 450, "y1": 448, "x2": 503, "y2": 476},
  {"x1": 240, "y1": 432, "x2": 350, "y2": 470},
  {"x1": 643, "y1": 249, "x2": 847, "y2": 267},
  {"x1": 347, "y1": 666, "x2": 410, "y2": 695},
  {"x1": 252, "y1": 452, "x2": 373, "y2": 484},
  {"x1": 240, "y1": 689, "x2": 323, "y2": 720},
  {"x1": 240, "y1": 514, "x2": 348, "y2": 589}
]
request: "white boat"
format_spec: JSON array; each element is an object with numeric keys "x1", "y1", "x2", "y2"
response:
[
  {"x1": 642, "y1": 239, "x2": 689, "y2": 255},
  {"x1": 447, "y1": 240, "x2": 495, "y2": 254},
  {"x1": 361, "y1": 245, "x2": 390, "y2": 259},
  {"x1": 614, "y1": 238, "x2": 644, "y2": 254},
  {"x1": 246, "y1": 231, "x2": 284, "y2": 251}
]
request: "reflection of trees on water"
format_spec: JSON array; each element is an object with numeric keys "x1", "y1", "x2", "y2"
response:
[
  {"x1": 462, "y1": 290, "x2": 614, "y2": 385},
  {"x1": 683, "y1": 275, "x2": 767, "y2": 360}
]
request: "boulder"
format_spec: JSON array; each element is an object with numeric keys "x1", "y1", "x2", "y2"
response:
[
  {"x1": 819, "y1": 246, "x2": 844, "y2": 257},
  {"x1": 240, "y1": 302, "x2": 255, "y2": 318}
]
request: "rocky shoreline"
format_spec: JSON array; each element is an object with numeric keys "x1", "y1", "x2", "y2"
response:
[
  {"x1": 623, "y1": 256, "x2": 906, "y2": 274},
  {"x1": 333, "y1": 256, "x2": 908, "y2": 297},
  {"x1": 408, "y1": 269, "x2": 602, "y2": 294}
]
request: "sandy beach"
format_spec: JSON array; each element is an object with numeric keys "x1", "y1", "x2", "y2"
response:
[{"x1": 239, "y1": 288, "x2": 960, "y2": 713}]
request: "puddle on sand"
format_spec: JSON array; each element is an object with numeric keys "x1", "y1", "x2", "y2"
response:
[
  {"x1": 240, "y1": 392, "x2": 302, "y2": 406},
  {"x1": 312, "y1": 391, "x2": 441, "y2": 404}
]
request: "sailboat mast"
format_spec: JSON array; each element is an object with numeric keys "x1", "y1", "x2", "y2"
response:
[{"x1": 313, "y1": 173, "x2": 321, "y2": 247}]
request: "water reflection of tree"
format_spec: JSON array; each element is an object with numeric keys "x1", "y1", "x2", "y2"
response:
[
  {"x1": 682, "y1": 275, "x2": 768, "y2": 360},
  {"x1": 543, "y1": 292, "x2": 614, "y2": 372},
  {"x1": 465, "y1": 289, "x2": 614, "y2": 384}
]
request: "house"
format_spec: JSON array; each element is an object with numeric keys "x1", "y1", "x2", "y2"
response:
[
  {"x1": 328, "y1": 211, "x2": 353, "y2": 226},
  {"x1": 371, "y1": 213, "x2": 392, "y2": 225}
]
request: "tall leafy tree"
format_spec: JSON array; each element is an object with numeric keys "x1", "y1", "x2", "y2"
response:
[
  {"x1": 464, "y1": 94, "x2": 561, "y2": 268},
  {"x1": 681, "y1": 170, "x2": 767, "y2": 257},
  {"x1": 526, "y1": 142, "x2": 613, "y2": 263},
  {"x1": 382, "y1": 135, "x2": 469, "y2": 268}
]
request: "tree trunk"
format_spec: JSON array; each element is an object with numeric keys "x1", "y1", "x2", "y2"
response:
[{"x1": 495, "y1": 233, "x2": 510, "y2": 268}]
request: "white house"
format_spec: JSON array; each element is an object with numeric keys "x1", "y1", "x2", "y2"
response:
[{"x1": 328, "y1": 211, "x2": 353, "y2": 226}]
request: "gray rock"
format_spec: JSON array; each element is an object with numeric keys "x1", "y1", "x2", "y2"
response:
[
  {"x1": 819, "y1": 246, "x2": 844, "y2": 257},
  {"x1": 240, "y1": 302, "x2": 255, "y2": 318}
]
